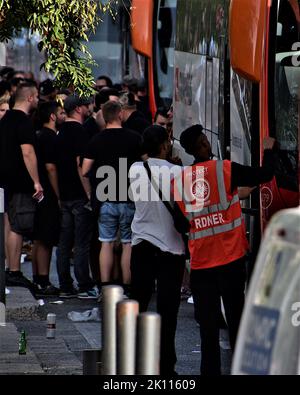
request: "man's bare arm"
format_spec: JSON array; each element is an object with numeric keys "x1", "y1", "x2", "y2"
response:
[
  {"x1": 45, "y1": 163, "x2": 60, "y2": 199},
  {"x1": 21, "y1": 144, "x2": 43, "y2": 195},
  {"x1": 77, "y1": 157, "x2": 92, "y2": 200}
]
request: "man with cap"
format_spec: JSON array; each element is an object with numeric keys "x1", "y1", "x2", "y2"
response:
[
  {"x1": 174, "y1": 124, "x2": 276, "y2": 375},
  {"x1": 55, "y1": 94, "x2": 98, "y2": 299}
]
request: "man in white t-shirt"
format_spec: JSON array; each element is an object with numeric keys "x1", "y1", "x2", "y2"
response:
[{"x1": 129, "y1": 125, "x2": 185, "y2": 375}]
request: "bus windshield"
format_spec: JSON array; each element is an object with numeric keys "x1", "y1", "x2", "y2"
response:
[
  {"x1": 154, "y1": 0, "x2": 177, "y2": 108},
  {"x1": 272, "y1": 0, "x2": 300, "y2": 192}
]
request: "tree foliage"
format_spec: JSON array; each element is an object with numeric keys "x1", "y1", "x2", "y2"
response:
[{"x1": 0, "y1": 0, "x2": 123, "y2": 97}]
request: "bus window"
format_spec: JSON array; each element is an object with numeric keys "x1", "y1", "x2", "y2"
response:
[
  {"x1": 154, "y1": 0, "x2": 177, "y2": 108},
  {"x1": 173, "y1": 0, "x2": 228, "y2": 164},
  {"x1": 271, "y1": 0, "x2": 299, "y2": 192}
]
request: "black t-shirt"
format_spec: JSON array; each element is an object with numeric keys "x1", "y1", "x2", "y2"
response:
[
  {"x1": 83, "y1": 116, "x2": 100, "y2": 141},
  {"x1": 85, "y1": 127, "x2": 142, "y2": 202},
  {"x1": 35, "y1": 127, "x2": 57, "y2": 197},
  {"x1": 136, "y1": 100, "x2": 152, "y2": 123},
  {"x1": 123, "y1": 111, "x2": 151, "y2": 136},
  {"x1": 55, "y1": 121, "x2": 88, "y2": 201},
  {"x1": 0, "y1": 109, "x2": 36, "y2": 193}
]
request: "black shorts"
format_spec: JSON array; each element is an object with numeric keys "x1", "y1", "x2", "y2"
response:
[
  {"x1": 33, "y1": 195, "x2": 60, "y2": 246},
  {"x1": 8, "y1": 192, "x2": 37, "y2": 237}
]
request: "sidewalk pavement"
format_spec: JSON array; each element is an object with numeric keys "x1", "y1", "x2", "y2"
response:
[
  {"x1": 1, "y1": 286, "x2": 44, "y2": 375},
  {"x1": 6, "y1": 286, "x2": 40, "y2": 321},
  {"x1": 1, "y1": 285, "x2": 95, "y2": 375}
]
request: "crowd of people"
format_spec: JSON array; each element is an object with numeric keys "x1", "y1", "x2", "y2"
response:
[{"x1": 0, "y1": 66, "x2": 276, "y2": 375}]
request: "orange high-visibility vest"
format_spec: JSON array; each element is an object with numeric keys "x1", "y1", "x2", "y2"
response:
[{"x1": 173, "y1": 160, "x2": 248, "y2": 270}]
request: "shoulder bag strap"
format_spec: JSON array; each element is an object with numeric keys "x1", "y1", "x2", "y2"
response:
[{"x1": 143, "y1": 161, "x2": 175, "y2": 218}]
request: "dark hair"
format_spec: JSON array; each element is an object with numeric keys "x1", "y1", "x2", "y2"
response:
[
  {"x1": 97, "y1": 75, "x2": 113, "y2": 88},
  {"x1": 0, "y1": 80, "x2": 11, "y2": 96},
  {"x1": 142, "y1": 125, "x2": 169, "y2": 157},
  {"x1": 0, "y1": 66, "x2": 14, "y2": 79},
  {"x1": 94, "y1": 88, "x2": 119, "y2": 111},
  {"x1": 113, "y1": 83, "x2": 123, "y2": 92},
  {"x1": 180, "y1": 124, "x2": 204, "y2": 155},
  {"x1": 38, "y1": 101, "x2": 60, "y2": 124},
  {"x1": 39, "y1": 78, "x2": 56, "y2": 96},
  {"x1": 10, "y1": 77, "x2": 25, "y2": 87},
  {"x1": 154, "y1": 106, "x2": 169, "y2": 122},
  {"x1": 102, "y1": 100, "x2": 122, "y2": 123},
  {"x1": 6, "y1": 70, "x2": 24, "y2": 81},
  {"x1": 57, "y1": 88, "x2": 71, "y2": 96}
]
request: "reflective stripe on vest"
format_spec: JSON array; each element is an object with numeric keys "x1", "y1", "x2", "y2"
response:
[
  {"x1": 186, "y1": 193, "x2": 240, "y2": 221},
  {"x1": 189, "y1": 217, "x2": 242, "y2": 240}
]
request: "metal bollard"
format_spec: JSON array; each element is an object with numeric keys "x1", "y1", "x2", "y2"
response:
[
  {"x1": 136, "y1": 312, "x2": 161, "y2": 375},
  {"x1": 117, "y1": 300, "x2": 139, "y2": 375},
  {"x1": 0, "y1": 188, "x2": 5, "y2": 326},
  {"x1": 101, "y1": 285, "x2": 123, "y2": 375}
]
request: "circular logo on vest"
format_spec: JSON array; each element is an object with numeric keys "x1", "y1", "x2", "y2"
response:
[
  {"x1": 191, "y1": 179, "x2": 210, "y2": 202},
  {"x1": 261, "y1": 186, "x2": 273, "y2": 209}
]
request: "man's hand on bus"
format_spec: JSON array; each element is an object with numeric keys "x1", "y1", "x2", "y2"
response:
[{"x1": 263, "y1": 137, "x2": 276, "y2": 150}]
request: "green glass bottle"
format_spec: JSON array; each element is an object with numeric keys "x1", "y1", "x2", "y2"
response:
[{"x1": 18, "y1": 330, "x2": 27, "y2": 355}]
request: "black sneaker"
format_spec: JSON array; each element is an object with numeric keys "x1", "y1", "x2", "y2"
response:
[
  {"x1": 35, "y1": 284, "x2": 60, "y2": 297},
  {"x1": 5, "y1": 271, "x2": 38, "y2": 296},
  {"x1": 59, "y1": 288, "x2": 78, "y2": 298}
]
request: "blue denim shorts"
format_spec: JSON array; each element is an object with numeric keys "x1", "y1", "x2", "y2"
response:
[{"x1": 98, "y1": 202, "x2": 135, "y2": 243}]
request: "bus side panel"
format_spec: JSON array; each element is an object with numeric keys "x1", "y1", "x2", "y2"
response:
[
  {"x1": 130, "y1": 0, "x2": 156, "y2": 116},
  {"x1": 131, "y1": 0, "x2": 153, "y2": 58}
]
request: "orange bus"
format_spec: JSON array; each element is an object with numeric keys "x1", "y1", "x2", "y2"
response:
[
  {"x1": 131, "y1": 0, "x2": 299, "y2": 235},
  {"x1": 131, "y1": 0, "x2": 177, "y2": 115}
]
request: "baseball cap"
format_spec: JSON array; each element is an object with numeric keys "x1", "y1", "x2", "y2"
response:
[
  {"x1": 63, "y1": 94, "x2": 92, "y2": 114},
  {"x1": 180, "y1": 124, "x2": 204, "y2": 154}
]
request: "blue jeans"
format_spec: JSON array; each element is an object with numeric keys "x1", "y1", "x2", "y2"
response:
[
  {"x1": 98, "y1": 202, "x2": 135, "y2": 243},
  {"x1": 56, "y1": 199, "x2": 94, "y2": 292}
]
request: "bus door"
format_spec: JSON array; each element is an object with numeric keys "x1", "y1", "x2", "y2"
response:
[{"x1": 266, "y1": 0, "x2": 300, "y2": 220}]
